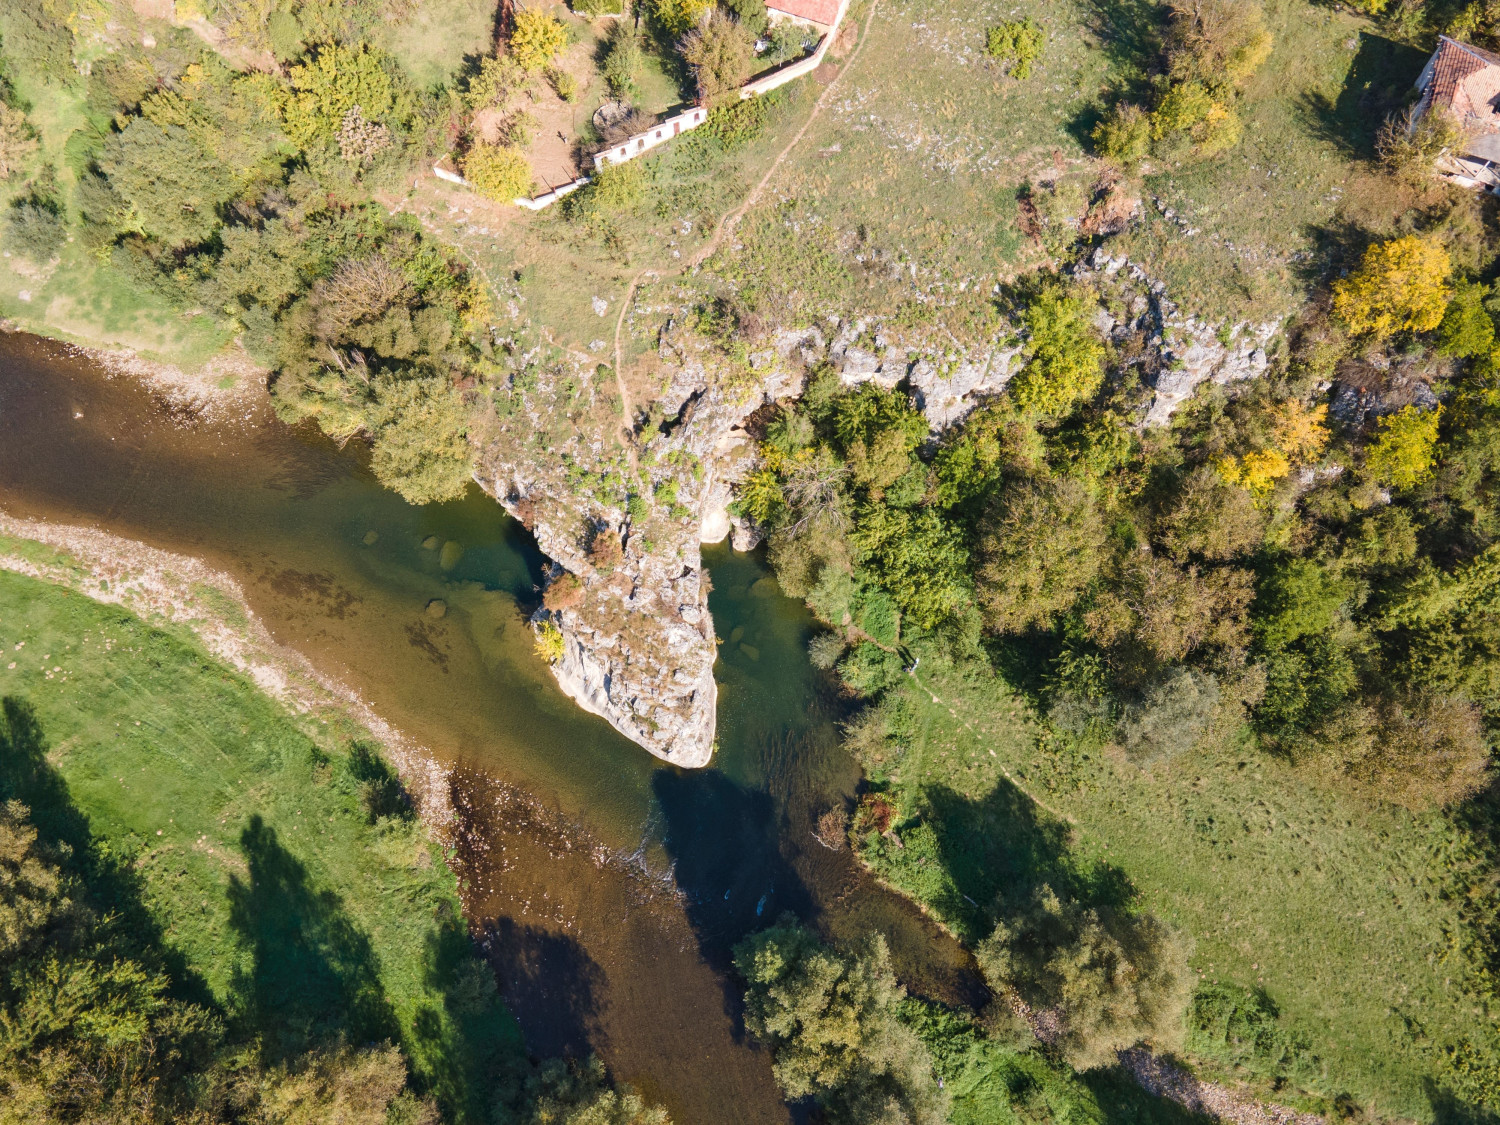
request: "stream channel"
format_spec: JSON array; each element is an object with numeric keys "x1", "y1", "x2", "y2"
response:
[{"x1": 0, "y1": 331, "x2": 984, "y2": 1122}]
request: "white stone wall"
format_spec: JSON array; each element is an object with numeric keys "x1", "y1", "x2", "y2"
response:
[{"x1": 593, "y1": 106, "x2": 709, "y2": 170}]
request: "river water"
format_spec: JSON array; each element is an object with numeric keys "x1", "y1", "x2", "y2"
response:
[{"x1": 0, "y1": 332, "x2": 980, "y2": 1121}]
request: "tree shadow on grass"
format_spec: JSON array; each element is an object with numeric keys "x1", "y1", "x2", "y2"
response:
[
  {"x1": 918, "y1": 779, "x2": 1135, "y2": 936},
  {"x1": 0, "y1": 695, "x2": 214, "y2": 1009},
  {"x1": 227, "y1": 814, "x2": 400, "y2": 1062},
  {"x1": 1296, "y1": 32, "x2": 1428, "y2": 161},
  {"x1": 1081, "y1": 0, "x2": 1165, "y2": 95}
]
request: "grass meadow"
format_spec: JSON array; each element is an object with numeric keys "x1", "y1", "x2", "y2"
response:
[
  {"x1": 853, "y1": 645, "x2": 1497, "y2": 1121},
  {"x1": 0, "y1": 565, "x2": 522, "y2": 1117}
]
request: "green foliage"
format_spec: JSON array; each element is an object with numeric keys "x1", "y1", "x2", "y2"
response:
[
  {"x1": 601, "y1": 21, "x2": 643, "y2": 99},
  {"x1": 1186, "y1": 984, "x2": 1322, "y2": 1090},
  {"x1": 1332, "y1": 236, "x2": 1452, "y2": 340},
  {"x1": 850, "y1": 504, "x2": 971, "y2": 630},
  {"x1": 985, "y1": 20, "x2": 1044, "y2": 79},
  {"x1": 509, "y1": 9, "x2": 568, "y2": 73},
  {"x1": 1009, "y1": 286, "x2": 1107, "y2": 418},
  {"x1": 464, "y1": 143, "x2": 534, "y2": 202},
  {"x1": 1366, "y1": 405, "x2": 1443, "y2": 490},
  {"x1": 566, "y1": 160, "x2": 646, "y2": 227},
  {"x1": 573, "y1": 0, "x2": 625, "y2": 14},
  {"x1": 734, "y1": 918, "x2": 948, "y2": 1124},
  {"x1": 977, "y1": 885, "x2": 1193, "y2": 1071},
  {"x1": 0, "y1": 0, "x2": 74, "y2": 85},
  {"x1": 534, "y1": 619, "x2": 566, "y2": 663},
  {"x1": 975, "y1": 476, "x2": 1106, "y2": 634},
  {"x1": 651, "y1": 0, "x2": 712, "y2": 38},
  {"x1": 0, "y1": 103, "x2": 38, "y2": 181},
  {"x1": 279, "y1": 42, "x2": 410, "y2": 151},
  {"x1": 2, "y1": 200, "x2": 64, "y2": 262},
  {"x1": 1439, "y1": 280, "x2": 1498, "y2": 359},
  {"x1": 367, "y1": 375, "x2": 474, "y2": 505},
  {"x1": 1118, "y1": 667, "x2": 1220, "y2": 763}
]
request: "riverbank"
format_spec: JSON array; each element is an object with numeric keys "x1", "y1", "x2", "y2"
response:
[{"x1": 0, "y1": 533, "x2": 528, "y2": 1120}]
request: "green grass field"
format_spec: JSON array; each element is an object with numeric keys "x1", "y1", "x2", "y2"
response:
[
  {"x1": 853, "y1": 645, "x2": 1498, "y2": 1121},
  {"x1": 0, "y1": 566, "x2": 522, "y2": 1118}
]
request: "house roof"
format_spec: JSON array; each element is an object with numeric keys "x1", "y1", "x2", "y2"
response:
[
  {"x1": 766, "y1": 0, "x2": 841, "y2": 27},
  {"x1": 1423, "y1": 36, "x2": 1500, "y2": 131}
]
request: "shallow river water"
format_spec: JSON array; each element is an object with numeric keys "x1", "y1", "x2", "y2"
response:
[{"x1": 0, "y1": 333, "x2": 981, "y2": 1122}]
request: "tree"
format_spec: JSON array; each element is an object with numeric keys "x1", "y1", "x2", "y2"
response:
[
  {"x1": 280, "y1": 42, "x2": 406, "y2": 150},
  {"x1": 735, "y1": 919, "x2": 948, "y2": 1125},
  {"x1": 1085, "y1": 553, "x2": 1254, "y2": 665},
  {"x1": 523, "y1": 1056, "x2": 671, "y2": 1125},
  {"x1": 98, "y1": 118, "x2": 238, "y2": 247},
  {"x1": 368, "y1": 374, "x2": 474, "y2": 505},
  {"x1": 2, "y1": 201, "x2": 65, "y2": 263},
  {"x1": 1165, "y1": 0, "x2": 1273, "y2": 90},
  {"x1": 601, "y1": 21, "x2": 644, "y2": 99},
  {"x1": 1118, "y1": 667, "x2": 1221, "y2": 763},
  {"x1": 652, "y1": 0, "x2": 712, "y2": 37},
  {"x1": 1315, "y1": 692, "x2": 1489, "y2": 810},
  {"x1": 1377, "y1": 105, "x2": 1468, "y2": 187},
  {"x1": 463, "y1": 143, "x2": 534, "y2": 202},
  {"x1": 678, "y1": 10, "x2": 756, "y2": 106},
  {"x1": 849, "y1": 504, "x2": 970, "y2": 629},
  {"x1": 1008, "y1": 286, "x2": 1106, "y2": 418},
  {"x1": 1366, "y1": 404, "x2": 1443, "y2": 490},
  {"x1": 510, "y1": 8, "x2": 569, "y2": 72},
  {"x1": 0, "y1": 104, "x2": 38, "y2": 181},
  {"x1": 976, "y1": 885, "x2": 1192, "y2": 1070},
  {"x1": 1331, "y1": 236, "x2": 1452, "y2": 339},
  {"x1": 1155, "y1": 467, "x2": 1265, "y2": 561},
  {"x1": 975, "y1": 476, "x2": 1107, "y2": 634}
]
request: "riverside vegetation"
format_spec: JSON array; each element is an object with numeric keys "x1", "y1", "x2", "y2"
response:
[{"x1": 6, "y1": 0, "x2": 1500, "y2": 1121}]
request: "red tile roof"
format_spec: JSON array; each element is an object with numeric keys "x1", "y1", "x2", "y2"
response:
[
  {"x1": 767, "y1": 0, "x2": 841, "y2": 27},
  {"x1": 1424, "y1": 36, "x2": 1500, "y2": 127}
]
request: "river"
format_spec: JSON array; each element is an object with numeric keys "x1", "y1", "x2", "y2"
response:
[{"x1": 0, "y1": 332, "x2": 982, "y2": 1122}]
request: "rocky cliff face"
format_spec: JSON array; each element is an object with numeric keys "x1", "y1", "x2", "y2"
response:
[{"x1": 473, "y1": 319, "x2": 794, "y2": 768}]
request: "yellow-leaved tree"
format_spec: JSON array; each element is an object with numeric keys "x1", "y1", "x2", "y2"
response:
[
  {"x1": 1332, "y1": 236, "x2": 1452, "y2": 339},
  {"x1": 509, "y1": 8, "x2": 568, "y2": 73},
  {"x1": 463, "y1": 143, "x2": 533, "y2": 202},
  {"x1": 1366, "y1": 404, "x2": 1443, "y2": 490}
]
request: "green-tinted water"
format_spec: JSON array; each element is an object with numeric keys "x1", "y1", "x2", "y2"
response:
[{"x1": 0, "y1": 332, "x2": 978, "y2": 1121}]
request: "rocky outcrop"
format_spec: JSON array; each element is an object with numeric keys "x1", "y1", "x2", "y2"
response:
[
  {"x1": 473, "y1": 324, "x2": 791, "y2": 768},
  {"x1": 1080, "y1": 248, "x2": 1281, "y2": 427}
]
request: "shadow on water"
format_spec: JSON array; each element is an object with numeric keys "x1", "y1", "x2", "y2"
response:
[{"x1": 479, "y1": 916, "x2": 604, "y2": 1060}]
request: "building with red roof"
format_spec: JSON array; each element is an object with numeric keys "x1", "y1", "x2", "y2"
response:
[{"x1": 1414, "y1": 35, "x2": 1500, "y2": 188}]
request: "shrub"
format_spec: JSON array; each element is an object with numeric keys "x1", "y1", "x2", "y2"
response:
[
  {"x1": 1118, "y1": 667, "x2": 1221, "y2": 763},
  {"x1": 572, "y1": 0, "x2": 624, "y2": 13},
  {"x1": 734, "y1": 919, "x2": 948, "y2": 1125},
  {"x1": 1093, "y1": 103, "x2": 1151, "y2": 165},
  {"x1": 602, "y1": 21, "x2": 643, "y2": 99},
  {"x1": 534, "y1": 619, "x2": 566, "y2": 663},
  {"x1": 1331, "y1": 235, "x2": 1452, "y2": 339},
  {"x1": 1438, "y1": 279, "x2": 1497, "y2": 358},
  {"x1": 3, "y1": 201, "x2": 65, "y2": 262},
  {"x1": 1165, "y1": 0, "x2": 1273, "y2": 90},
  {"x1": 523, "y1": 1056, "x2": 670, "y2": 1124},
  {"x1": 1187, "y1": 984, "x2": 1321, "y2": 1088},
  {"x1": 566, "y1": 159, "x2": 645, "y2": 226},
  {"x1": 1365, "y1": 404, "x2": 1443, "y2": 490},
  {"x1": 985, "y1": 19, "x2": 1044, "y2": 79},
  {"x1": 1377, "y1": 105, "x2": 1468, "y2": 186},
  {"x1": 1318, "y1": 692, "x2": 1489, "y2": 810},
  {"x1": 977, "y1": 885, "x2": 1193, "y2": 1071},
  {"x1": 510, "y1": 8, "x2": 569, "y2": 73},
  {"x1": 678, "y1": 9, "x2": 756, "y2": 106},
  {"x1": 0, "y1": 104, "x2": 39, "y2": 181},
  {"x1": 547, "y1": 65, "x2": 580, "y2": 102},
  {"x1": 463, "y1": 143, "x2": 534, "y2": 202}
]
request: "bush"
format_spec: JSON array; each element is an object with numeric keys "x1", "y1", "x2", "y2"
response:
[
  {"x1": 280, "y1": 42, "x2": 408, "y2": 150},
  {"x1": 3, "y1": 201, "x2": 65, "y2": 262},
  {"x1": 1331, "y1": 235, "x2": 1452, "y2": 339},
  {"x1": 463, "y1": 143, "x2": 535, "y2": 202},
  {"x1": 1009, "y1": 285, "x2": 1107, "y2": 418},
  {"x1": 572, "y1": 0, "x2": 624, "y2": 13},
  {"x1": 652, "y1": 0, "x2": 712, "y2": 37},
  {"x1": 367, "y1": 374, "x2": 474, "y2": 505},
  {"x1": 1320, "y1": 691, "x2": 1490, "y2": 810},
  {"x1": 0, "y1": 104, "x2": 39, "y2": 181},
  {"x1": 1438, "y1": 279, "x2": 1497, "y2": 358},
  {"x1": 510, "y1": 8, "x2": 569, "y2": 73},
  {"x1": 975, "y1": 476, "x2": 1106, "y2": 634},
  {"x1": 1093, "y1": 103, "x2": 1151, "y2": 165},
  {"x1": 1186, "y1": 984, "x2": 1322, "y2": 1089},
  {"x1": 1117, "y1": 667, "x2": 1221, "y2": 763},
  {"x1": 566, "y1": 159, "x2": 645, "y2": 226},
  {"x1": 534, "y1": 619, "x2": 566, "y2": 663},
  {"x1": 1377, "y1": 106, "x2": 1467, "y2": 186},
  {"x1": 1164, "y1": 0, "x2": 1273, "y2": 90},
  {"x1": 522, "y1": 1056, "x2": 670, "y2": 1124},
  {"x1": 985, "y1": 19, "x2": 1044, "y2": 79},
  {"x1": 977, "y1": 885, "x2": 1193, "y2": 1071},
  {"x1": 601, "y1": 21, "x2": 643, "y2": 99},
  {"x1": 547, "y1": 65, "x2": 580, "y2": 102}
]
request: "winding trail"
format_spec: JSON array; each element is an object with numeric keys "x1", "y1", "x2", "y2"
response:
[{"x1": 609, "y1": 0, "x2": 881, "y2": 467}]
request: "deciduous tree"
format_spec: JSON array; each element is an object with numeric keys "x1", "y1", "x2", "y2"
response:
[{"x1": 1332, "y1": 236, "x2": 1452, "y2": 339}]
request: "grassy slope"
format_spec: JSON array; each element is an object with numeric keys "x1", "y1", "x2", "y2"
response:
[
  {"x1": 856, "y1": 649, "x2": 1489, "y2": 1121},
  {"x1": 0, "y1": 566, "x2": 521, "y2": 1115}
]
